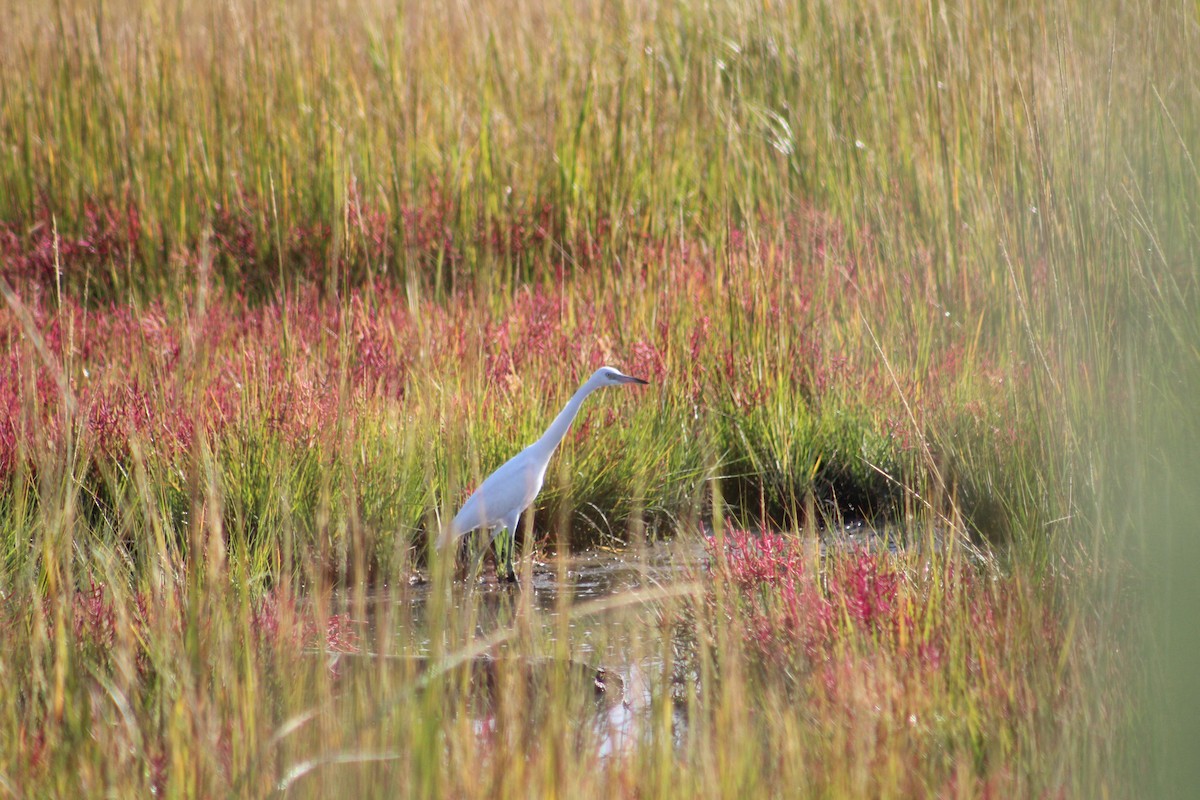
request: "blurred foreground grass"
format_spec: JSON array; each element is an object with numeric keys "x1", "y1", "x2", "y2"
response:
[{"x1": 1, "y1": 0, "x2": 1197, "y2": 795}]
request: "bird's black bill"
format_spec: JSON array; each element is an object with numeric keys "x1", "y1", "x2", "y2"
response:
[{"x1": 629, "y1": 376, "x2": 649, "y2": 385}]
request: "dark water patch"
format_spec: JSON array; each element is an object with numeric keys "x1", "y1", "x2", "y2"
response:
[
  {"x1": 351, "y1": 524, "x2": 936, "y2": 757},
  {"x1": 322, "y1": 652, "x2": 625, "y2": 707}
]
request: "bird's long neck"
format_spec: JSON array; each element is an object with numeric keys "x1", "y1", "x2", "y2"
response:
[{"x1": 529, "y1": 378, "x2": 598, "y2": 461}]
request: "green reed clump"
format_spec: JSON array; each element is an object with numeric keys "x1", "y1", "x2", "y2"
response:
[{"x1": 1, "y1": 0, "x2": 1196, "y2": 794}]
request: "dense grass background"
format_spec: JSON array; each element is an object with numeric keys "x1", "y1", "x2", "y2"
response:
[{"x1": 1, "y1": 0, "x2": 1196, "y2": 795}]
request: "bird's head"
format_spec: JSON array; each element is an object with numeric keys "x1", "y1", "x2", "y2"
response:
[{"x1": 592, "y1": 366, "x2": 649, "y2": 387}]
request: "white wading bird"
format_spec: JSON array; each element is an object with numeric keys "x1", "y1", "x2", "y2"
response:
[{"x1": 437, "y1": 366, "x2": 648, "y2": 582}]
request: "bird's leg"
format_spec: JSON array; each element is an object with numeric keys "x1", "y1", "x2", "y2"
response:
[
  {"x1": 487, "y1": 529, "x2": 503, "y2": 581},
  {"x1": 500, "y1": 514, "x2": 520, "y2": 584},
  {"x1": 503, "y1": 540, "x2": 517, "y2": 583},
  {"x1": 470, "y1": 531, "x2": 492, "y2": 582},
  {"x1": 494, "y1": 529, "x2": 516, "y2": 583}
]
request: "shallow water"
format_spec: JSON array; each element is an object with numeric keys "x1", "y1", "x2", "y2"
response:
[
  {"x1": 396, "y1": 538, "x2": 705, "y2": 667},
  {"x1": 390, "y1": 523, "x2": 908, "y2": 667},
  {"x1": 333, "y1": 540, "x2": 705, "y2": 755},
  {"x1": 344, "y1": 524, "x2": 917, "y2": 756}
]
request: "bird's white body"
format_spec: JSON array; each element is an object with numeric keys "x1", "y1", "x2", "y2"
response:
[
  {"x1": 445, "y1": 444, "x2": 550, "y2": 548},
  {"x1": 438, "y1": 366, "x2": 647, "y2": 576}
]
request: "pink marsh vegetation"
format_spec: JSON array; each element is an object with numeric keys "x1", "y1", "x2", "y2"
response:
[
  {"x1": 0, "y1": 194, "x2": 1025, "y2": 503},
  {"x1": 702, "y1": 527, "x2": 1076, "y2": 794}
]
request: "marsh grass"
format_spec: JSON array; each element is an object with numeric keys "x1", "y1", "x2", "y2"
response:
[{"x1": 2, "y1": 0, "x2": 1197, "y2": 795}]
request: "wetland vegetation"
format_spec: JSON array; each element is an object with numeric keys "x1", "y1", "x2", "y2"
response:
[{"x1": 1, "y1": 0, "x2": 1197, "y2": 795}]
